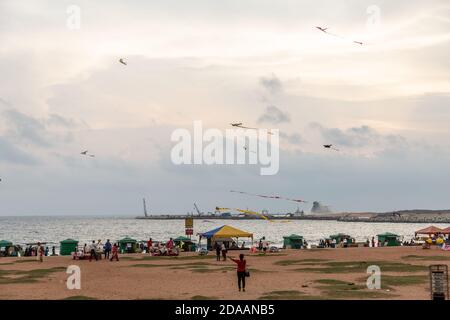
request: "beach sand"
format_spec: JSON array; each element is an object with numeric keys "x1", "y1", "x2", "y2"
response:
[{"x1": 1, "y1": 246, "x2": 449, "y2": 300}]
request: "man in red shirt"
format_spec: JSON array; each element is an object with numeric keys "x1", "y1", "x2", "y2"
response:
[{"x1": 229, "y1": 254, "x2": 247, "y2": 292}]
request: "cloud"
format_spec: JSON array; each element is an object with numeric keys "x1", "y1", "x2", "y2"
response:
[
  {"x1": 280, "y1": 132, "x2": 303, "y2": 145},
  {"x1": 258, "y1": 105, "x2": 291, "y2": 124},
  {"x1": 259, "y1": 74, "x2": 283, "y2": 94},
  {"x1": 2, "y1": 109, "x2": 77, "y2": 147},
  {"x1": 0, "y1": 137, "x2": 38, "y2": 165},
  {"x1": 309, "y1": 122, "x2": 407, "y2": 148}
]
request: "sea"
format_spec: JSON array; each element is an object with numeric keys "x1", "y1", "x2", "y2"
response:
[{"x1": 1, "y1": 216, "x2": 448, "y2": 250}]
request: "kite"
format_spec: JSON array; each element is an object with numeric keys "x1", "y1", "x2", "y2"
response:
[
  {"x1": 230, "y1": 190, "x2": 307, "y2": 203},
  {"x1": 323, "y1": 144, "x2": 339, "y2": 151},
  {"x1": 243, "y1": 146, "x2": 257, "y2": 153},
  {"x1": 119, "y1": 58, "x2": 127, "y2": 66},
  {"x1": 80, "y1": 150, "x2": 95, "y2": 157},
  {"x1": 216, "y1": 207, "x2": 270, "y2": 221},
  {"x1": 229, "y1": 123, "x2": 258, "y2": 130},
  {"x1": 315, "y1": 26, "x2": 364, "y2": 45},
  {"x1": 216, "y1": 207, "x2": 291, "y2": 223}
]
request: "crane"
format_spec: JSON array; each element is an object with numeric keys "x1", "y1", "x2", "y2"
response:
[{"x1": 194, "y1": 203, "x2": 202, "y2": 216}]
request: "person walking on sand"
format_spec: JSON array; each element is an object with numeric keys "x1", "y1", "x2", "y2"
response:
[
  {"x1": 36, "y1": 242, "x2": 44, "y2": 262},
  {"x1": 229, "y1": 254, "x2": 247, "y2": 292},
  {"x1": 215, "y1": 242, "x2": 221, "y2": 261},
  {"x1": 104, "y1": 239, "x2": 112, "y2": 260},
  {"x1": 89, "y1": 240, "x2": 98, "y2": 262},
  {"x1": 221, "y1": 242, "x2": 227, "y2": 261},
  {"x1": 110, "y1": 243, "x2": 119, "y2": 261}
]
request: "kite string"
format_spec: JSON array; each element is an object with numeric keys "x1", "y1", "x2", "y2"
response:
[{"x1": 230, "y1": 190, "x2": 307, "y2": 203}]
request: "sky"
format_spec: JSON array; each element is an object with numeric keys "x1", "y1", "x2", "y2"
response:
[{"x1": 0, "y1": 0, "x2": 449, "y2": 216}]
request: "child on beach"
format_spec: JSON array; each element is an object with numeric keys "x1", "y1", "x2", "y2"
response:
[
  {"x1": 229, "y1": 254, "x2": 247, "y2": 292},
  {"x1": 110, "y1": 243, "x2": 119, "y2": 261}
]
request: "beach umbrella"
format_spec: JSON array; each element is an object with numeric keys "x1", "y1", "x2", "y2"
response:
[{"x1": 414, "y1": 226, "x2": 444, "y2": 236}]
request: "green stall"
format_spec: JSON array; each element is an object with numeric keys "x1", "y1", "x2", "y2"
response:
[
  {"x1": 0, "y1": 240, "x2": 13, "y2": 256},
  {"x1": 59, "y1": 239, "x2": 79, "y2": 256},
  {"x1": 173, "y1": 236, "x2": 196, "y2": 252},
  {"x1": 329, "y1": 233, "x2": 353, "y2": 244},
  {"x1": 283, "y1": 234, "x2": 304, "y2": 249},
  {"x1": 377, "y1": 232, "x2": 401, "y2": 246},
  {"x1": 119, "y1": 237, "x2": 137, "y2": 253}
]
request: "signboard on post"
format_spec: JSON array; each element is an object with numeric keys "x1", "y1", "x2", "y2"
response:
[
  {"x1": 185, "y1": 217, "x2": 194, "y2": 237},
  {"x1": 429, "y1": 265, "x2": 449, "y2": 300}
]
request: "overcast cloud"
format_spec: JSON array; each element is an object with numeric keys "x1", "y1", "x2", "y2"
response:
[{"x1": 0, "y1": 0, "x2": 449, "y2": 215}]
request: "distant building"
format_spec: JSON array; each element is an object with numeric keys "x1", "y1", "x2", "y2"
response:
[{"x1": 311, "y1": 201, "x2": 331, "y2": 214}]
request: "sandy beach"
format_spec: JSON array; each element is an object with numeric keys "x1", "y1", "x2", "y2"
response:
[{"x1": 1, "y1": 246, "x2": 449, "y2": 300}]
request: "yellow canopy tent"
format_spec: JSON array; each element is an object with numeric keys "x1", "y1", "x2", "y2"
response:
[{"x1": 198, "y1": 225, "x2": 253, "y2": 250}]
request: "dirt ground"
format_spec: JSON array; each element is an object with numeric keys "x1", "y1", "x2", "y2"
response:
[{"x1": 1, "y1": 246, "x2": 449, "y2": 300}]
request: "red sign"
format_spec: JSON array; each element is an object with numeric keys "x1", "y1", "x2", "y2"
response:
[{"x1": 185, "y1": 228, "x2": 193, "y2": 236}]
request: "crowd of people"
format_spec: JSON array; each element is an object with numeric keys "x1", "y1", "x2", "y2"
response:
[
  {"x1": 147, "y1": 238, "x2": 180, "y2": 256},
  {"x1": 72, "y1": 239, "x2": 119, "y2": 261}
]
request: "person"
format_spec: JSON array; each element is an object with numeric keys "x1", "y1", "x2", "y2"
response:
[
  {"x1": 104, "y1": 239, "x2": 112, "y2": 260},
  {"x1": 215, "y1": 242, "x2": 221, "y2": 261},
  {"x1": 229, "y1": 254, "x2": 247, "y2": 292},
  {"x1": 371, "y1": 237, "x2": 375, "y2": 248},
  {"x1": 83, "y1": 243, "x2": 88, "y2": 254},
  {"x1": 110, "y1": 243, "x2": 119, "y2": 261},
  {"x1": 262, "y1": 241, "x2": 268, "y2": 254},
  {"x1": 89, "y1": 240, "x2": 98, "y2": 262},
  {"x1": 258, "y1": 239, "x2": 263, "y2": 251},
  {"x1": 241, "y1": 241, "x2": 245, "y2": 249},
  {"x1": 45, "y1": 247, "x2": 49, "y2": 256},
  {"x1": 51, "y1": 246, "x2": 56, "y2": 256},
  {"x1": 36, "y1": 242, "x2": 44, "y2": 262},
  {"x1": 221, "y1": 242, "x2": 227, "y2": 261},
  {"x1": 343, "y1": 238, "x2": 348, "y2": 248},
  {"x1": 331, "y1": 238, "x2": 337, "y2": 248},
  {"x1": 167, "y1": 238, "x2": 174, "y2": 250},
  {"x1": 147, "y1": 238, "x2": 153, "y2": 254}
]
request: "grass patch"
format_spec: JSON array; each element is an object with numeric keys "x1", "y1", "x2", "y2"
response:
[
  {"x1": 139, "y1": 255, "x2": 215, "y2": 261},
  {"x1": 314, "y1": 278, "x2": 394, "y2": 299},
  {"x1": 403, "y1": 255, "x2": 450, "y2": 261},
  {"x1": 0, "y1": 267, "x2": 65, "y2": 285},
  {"x1": 64, "y1": 296, "x2": 97, "y2": 300},
  {"x1": 356, "y1": 274, "x2": 428, "y2": 289},
  {"x1": 258, "y1": 290, "x2": 323, "y2": 300},
  {"x1": 131, "y1": 261, "x2": 211, "y2": 269},
  {"x1": 293, "y1": 261, "x2": 427, "y2": 274},
  {"x1": 191, "y1": 295, "x2": 217, "y2": 300},
  {"x1": 274, "y1": 259, "x2": 328, "y2": 266},
  {"x1": 253, "y1": 253, "x2": 287, "y2": 257}
]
